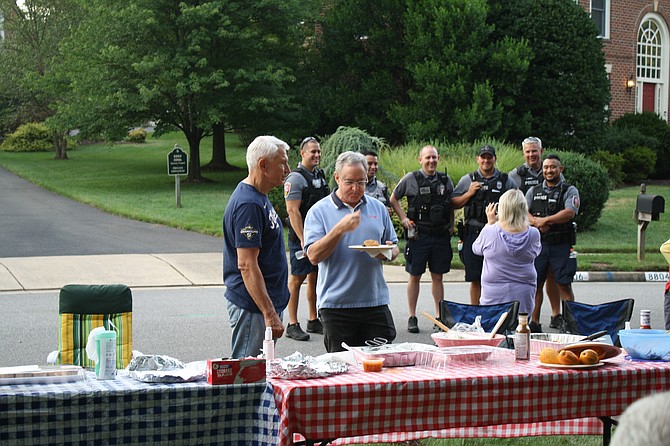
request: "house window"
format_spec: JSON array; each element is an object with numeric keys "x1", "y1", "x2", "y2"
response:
[
  {"x1": 638, "y1": 20, "x2": 662, "y2": 81},
  {"x1": 591, "y1": 0, "x2": 609, "y2": 39}
]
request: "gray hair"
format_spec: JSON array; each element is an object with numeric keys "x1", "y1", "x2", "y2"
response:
[
  {"x1": 335, "y1": 151, "x2": 367, "y2": 174},
  {"x1": 246, "y1": 135, "x2": 289, "y2": 172},
  {"x1": 610, "y1": 391, "x2": 670, "y2": 446},
  {"x1": 522, "y1": 136, "x2": 542, "y2": 149},
  {"x1": 497, "y1": 189, "x2": 528, "y2": 232}
]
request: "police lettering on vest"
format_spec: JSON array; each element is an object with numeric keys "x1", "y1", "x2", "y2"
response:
[
  {"x1": 529, "y1": 183, "x2": 575, "y2": 245},
  {"x1": 287, "y1": 167, "x2": 330, "y2": 243},
  {"x1": 406, "y1": 171, "x2": 452, "y2": 234},
  {"x1": 463, "y1": 171, "x2": 509, "y2": 230},
  {"x1": 516, "y1": 164, "x2": 541, "y2": 194}
]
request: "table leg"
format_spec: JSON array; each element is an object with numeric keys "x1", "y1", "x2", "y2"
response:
[{"x1": 599, "y1": 416, "x2": 619, "y2": 446}]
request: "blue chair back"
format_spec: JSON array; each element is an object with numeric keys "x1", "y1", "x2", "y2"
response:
[
  {"x1": 439, "y1": 300, "x2": 520, "y2": 334},
  {"x1": 561, "y1": 299, "x2": 634, "y2": 346}
]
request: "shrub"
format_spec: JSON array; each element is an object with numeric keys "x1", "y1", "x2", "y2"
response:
[
  {"x1": 0, "y1": 122, "x2": 53, "y2": 152},
  {"x1": 613, "y1": 112, "x2": 670, "y2": 179},
  {"x1": 621, "y1": 146, "x2": 656, "y2": 183},
  {"x1": 127, "y1": 128, "x2": 147, "y2": 143},
  {"x1": 590, "y1": 150, "x2": 624, "y2": 189},
  {"x1": 553, "y1": 150, "x2": 609, "y2": 231}
]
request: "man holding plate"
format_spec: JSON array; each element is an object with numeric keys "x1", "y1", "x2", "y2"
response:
[{"x1": 304, "y1": 151, "x2": 399, "y2": 353}]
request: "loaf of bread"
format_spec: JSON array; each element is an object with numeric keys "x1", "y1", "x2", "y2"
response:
[{"x1": 362, "y1": 240, "x2": 380, "y2": 246}]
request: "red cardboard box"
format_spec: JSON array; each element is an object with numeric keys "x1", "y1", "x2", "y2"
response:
[{"x1": 206, "y1": 358, "x2": 266, "y2": 385}]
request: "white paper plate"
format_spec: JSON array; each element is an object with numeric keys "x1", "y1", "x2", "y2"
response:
[
  {"x1": 537, "y1": 361, "x2": 605, "y2": 369},
  {"x1": 348, "y1": 245, "x2": 396, "y2": 260}
]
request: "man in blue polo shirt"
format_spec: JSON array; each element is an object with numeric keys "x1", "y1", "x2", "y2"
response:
[{"x1": 304, "y1": 151, "x2": 399, "y2": 353}]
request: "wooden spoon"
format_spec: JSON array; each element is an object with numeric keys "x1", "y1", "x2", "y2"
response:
[
  {"x1": 420, "y1": 311, "x2": 450, "y2": 333},
  {"x1": 488, "y1": 312, "x2": 508, "y2": 339}
]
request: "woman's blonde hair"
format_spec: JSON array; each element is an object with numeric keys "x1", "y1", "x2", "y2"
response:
[{"x1": 497, "y1": 189, "x2": 528, "y2": 232}]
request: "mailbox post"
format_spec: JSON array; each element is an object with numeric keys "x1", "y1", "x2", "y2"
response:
[
  {"x1": 167, "y1": 144, "x2": 188, "y2": 208},
  {"x1": 635, "y1": 183, "x2": 665, "y2": 261}
]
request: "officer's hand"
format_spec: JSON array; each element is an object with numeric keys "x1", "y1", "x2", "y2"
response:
[{"x1": 468, "y1": 181, "x2": 482, "y2": 196}]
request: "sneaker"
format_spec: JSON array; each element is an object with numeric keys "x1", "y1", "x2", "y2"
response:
[
  {"x1": 286, "y1": 323, "x2": 310, "y2": 341},
  {"x1": 306, "y1": 318, "x2": 323, "y2": 334},
  {"x1": 549, "y1": 314, "x2": 564, "y2": 329},
  {"x1": 408, "y1": 316, "x2": 419, "y2": 333},
  {"x1": 529, "y1": 321, "x2": 543, "y2": 333}
]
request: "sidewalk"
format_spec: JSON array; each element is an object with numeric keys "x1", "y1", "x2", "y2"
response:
[{"x1": 0, "y1": 253, "x2": 661, "y2": 292}]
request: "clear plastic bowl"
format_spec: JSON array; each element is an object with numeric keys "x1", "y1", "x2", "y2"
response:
[{"x1": 618, "y1": 329, "x2": 670, "y2": 360}]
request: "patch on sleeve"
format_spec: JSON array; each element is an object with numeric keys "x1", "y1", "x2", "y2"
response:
[
  {"x1": 572, "y1": 196, "x2": 580, "y2": 209},
  {"x1": 240, "y1": 225, "x2": 259, "y2": 240},
  {"x1": 284, "y1": 182, "x2": 291, "y2": 198}
]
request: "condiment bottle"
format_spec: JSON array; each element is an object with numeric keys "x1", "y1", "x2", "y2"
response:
[
  {"x1": 515, "y1": 312, "x2": 530, "y2": 361},
  {"x1": 640, "y1": 310, "x2": 652, "y2": 329},
  {"x1": 263, "y1": 327, "x2": 275, "y2": 360}
]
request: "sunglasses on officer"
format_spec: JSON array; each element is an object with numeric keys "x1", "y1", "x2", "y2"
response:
[{"x1": 300, "y1": 137, "x2": 318, "y2": 150}]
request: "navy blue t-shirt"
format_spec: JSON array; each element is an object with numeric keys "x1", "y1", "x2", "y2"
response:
[{"x1": 223, "y1": 182, "x2": 289, "y2": 313}]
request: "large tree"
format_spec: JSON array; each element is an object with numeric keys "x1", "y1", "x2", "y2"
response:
[
  {"x1": 0, "y1": 0, "x2": 82, "y2": 159},
  {"x1": 56, "y1": 0, "x2": 310, "y2": 182},
  {"x1": 489, "y1": 0, "x2": 610, "y2": 151}
]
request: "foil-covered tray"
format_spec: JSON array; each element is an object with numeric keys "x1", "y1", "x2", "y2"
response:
[
  {"x1": 268, "y1": 352, "x2": 349, "y2": 379},
  {"x1": 349, "y1": 342, "x2": 437, "y2": 367},
  {"x1": 127, "y1": 355, "x2": 206, "y2": 383}
]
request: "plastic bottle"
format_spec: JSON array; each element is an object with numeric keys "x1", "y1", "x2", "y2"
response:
[
  {"x1": 263, "y1": 327, "x2": 275, "y2": 360},
  {"x1": 407, "y1": 220, "x2": 416, "y2": 239},
  {"x1": 515, "y1": 312, "x2": 530, "y2": 361},
  {"x1": 640, "y1": 310, "x2": 652, "y2": 329},
  {"x1": 457, "y1": 240, "x2": 463, "y2": 252},
  {"x1": 95, "y1": 330, "x2": 117, "y2": 380}
]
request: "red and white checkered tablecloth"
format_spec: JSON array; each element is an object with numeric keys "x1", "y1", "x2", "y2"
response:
[{"x1": 268, "y1": 353, "x2": 670, "y2": 446}]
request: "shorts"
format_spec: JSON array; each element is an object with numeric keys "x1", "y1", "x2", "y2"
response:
[
  {"x1": 461, "y1": 232, "x2": 484, "y2": 282},
  {"x1": 288, "y1": 239, "x2": 317, "y2": 276},
  {"x1": 534, "y1": 242, "x2": 574, "y2": 285},
  {"x1": 319, "y1": 305, "x2": 396, "y2": 353},
  {"x1": 404, "y1": 233, "x2": 452, "y2": 276}
]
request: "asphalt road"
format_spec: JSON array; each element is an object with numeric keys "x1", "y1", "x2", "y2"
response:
[{"x1": 0, "y1": 167, "x2": 221, "y2": 257}]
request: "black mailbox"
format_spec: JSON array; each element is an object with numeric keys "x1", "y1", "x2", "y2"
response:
[{"x1": 637, "y1": 194, "x2": 665, "y2": 220}]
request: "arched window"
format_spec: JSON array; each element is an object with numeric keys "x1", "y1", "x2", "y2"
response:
[{"x1": 638, "y1": 20, "x2": 662, "y2": 81}]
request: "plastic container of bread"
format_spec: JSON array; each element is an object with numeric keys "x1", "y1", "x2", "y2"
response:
[{"x1": 349, "y1": 342, "x2": 436, "y2": 368}]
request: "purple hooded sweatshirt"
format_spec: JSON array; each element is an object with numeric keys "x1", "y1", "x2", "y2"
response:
[{"x1": 472, "y1": 223, "x2": 542, "y2": 314}]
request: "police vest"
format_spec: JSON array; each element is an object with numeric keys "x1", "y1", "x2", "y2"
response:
[
  {"x1": 406, "y1": 171, "x2": 452, "y2": 232},
  {"x1": 464, "y1": 171, "x2": 509, "y2": 227},
  {"x1": 529, "y1": 183, "x2": 575, "y2": 245},
  {"x1": 287, "y1": 167, "x2": 330, "y2": 242},
  {"x1": 516, "y1": 164, "x2": 542, "y2": 194}
]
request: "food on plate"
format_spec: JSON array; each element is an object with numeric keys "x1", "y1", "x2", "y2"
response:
[
  {"x1": 539, "y1": 348, "x2": 560, "y2": 364},
  {"x1": 579, "y1": 349, "x2": 599, "y2": 365},
  {"x1": 557, "y1": 350, "x2": 580, "y2": 365},
  {"x1": 362, "y1": 357, "x2": 384, "y2": 372},
  {"x1": 362, "y1": 239, "x2": 380, "y2": 247}
]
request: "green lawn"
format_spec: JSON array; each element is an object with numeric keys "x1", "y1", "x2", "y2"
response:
[{"x1": 0, "y1": 131, "x2": 668, "y2": 271}]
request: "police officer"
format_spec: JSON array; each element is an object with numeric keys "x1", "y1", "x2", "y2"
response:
[
  {"x1": 363, "y1": 150, "x2": 392, "y2": 214},
  {"x1": 510, "y1": 136, "x2": 563, "y2": 329},
  {"x1": 526, "y1": 154, "x2": 580, "y2": 333},
  {"x1": 390, "y1": 145, "x2": 454, "y2": 333},
  {"x1": 451, "y1": 145, "x2": 518, "y2": 305},
  {"x1": 283, "y1": 137, "x2": 330, "y2": 341}
]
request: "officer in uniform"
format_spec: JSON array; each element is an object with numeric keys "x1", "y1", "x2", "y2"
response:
[
  {"x1": 526, "y1": 154, "x2": 580, "y2": 333},
  {"x1": 390, "y1": 145, "x2": 454, "y2": 333},
  {"x1": 283, "y1": 137, "x2": 330, "y2": 341},
  {"x1": 510, "y1": 137, "x2": 564, "y2": 329},
  {"x1": 451, "y1": 145, "x2": 518, "y2": 304},
  {"x1": 363, "y1": 150, "x2": 392, "y2": 214}
]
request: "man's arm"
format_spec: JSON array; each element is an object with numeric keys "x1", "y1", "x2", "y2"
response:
[
  {"x1": 389, "y1": 192, "x2": 409, "y2": 228},
  {"x1": 285, "y1": 199, "x2": 304, "y2": 245},
  {"x1": 450, "y1": 181, "x2": 481, "y2": 210},
  {"x1": 237, "y1": 247, "x2": 284, "y2": 338},
  {"x1": 307, "y1": 210, "x2": 361, "y2": 264},
  {"x1": 530, "y1": 208, "x2": 576, "y2": 233}
]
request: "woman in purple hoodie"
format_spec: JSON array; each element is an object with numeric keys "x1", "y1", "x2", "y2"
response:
[{"x1": 472, "y1": 189, "x2": 541, "y2": 314}]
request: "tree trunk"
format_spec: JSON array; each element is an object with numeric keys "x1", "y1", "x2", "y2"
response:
[
  {"x1": 54, "y1": 131, "x2": 68, "y2": 160},
  {"x1": 185, "y1": 128, "x2": 210, "y2": 183},
  {"x1": 202, "y1": 122, "x2": 242, "y2": 171}
]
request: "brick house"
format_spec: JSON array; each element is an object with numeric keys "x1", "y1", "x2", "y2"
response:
[{"x1": 578, "y1": 0, "x2": 670, "y2": 121}]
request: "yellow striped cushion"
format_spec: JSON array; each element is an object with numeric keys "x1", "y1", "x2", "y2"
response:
[{"x1": 59, "y1": 312, "x2": 132, "y2": 369}]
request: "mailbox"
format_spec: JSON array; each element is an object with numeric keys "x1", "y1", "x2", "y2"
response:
[{"x1": 636, "y1": 194, "x2": 665, "y2": 221}]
